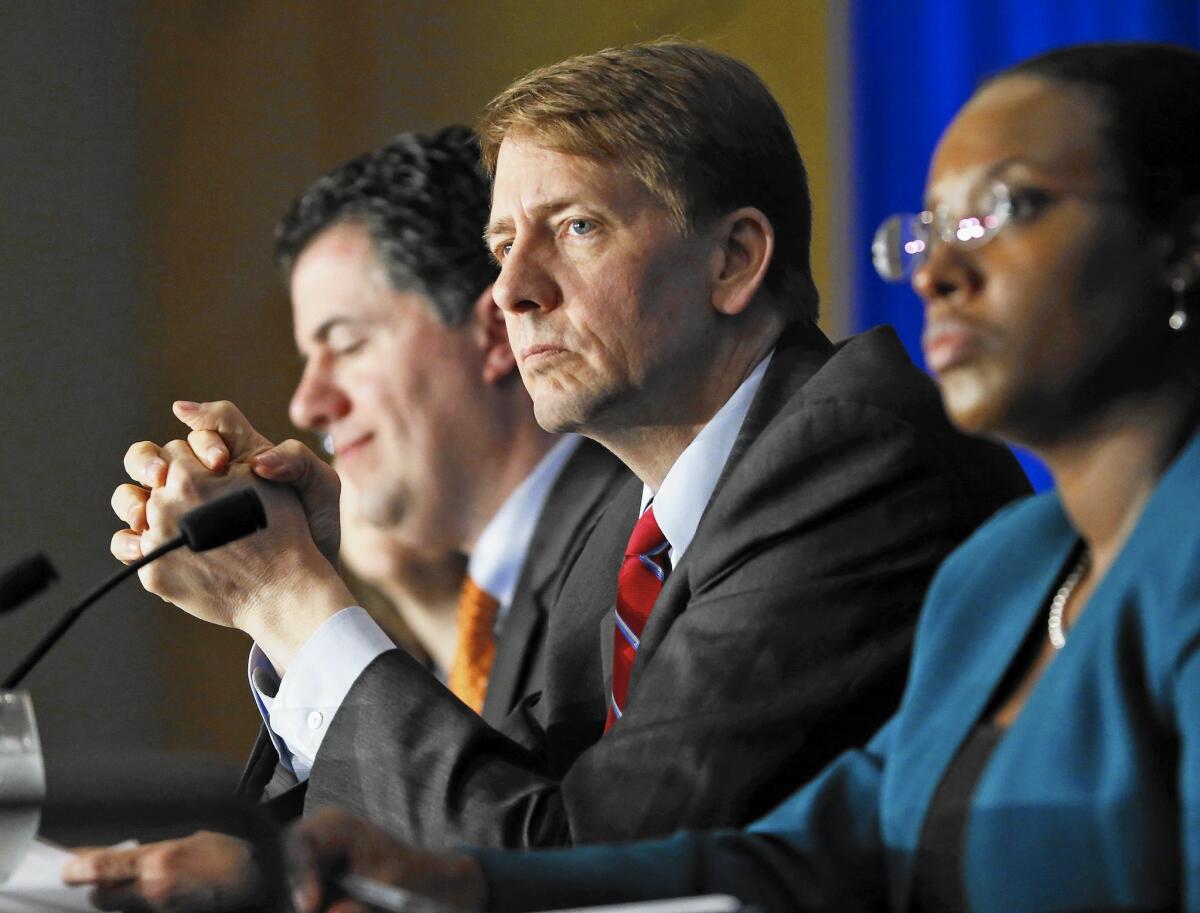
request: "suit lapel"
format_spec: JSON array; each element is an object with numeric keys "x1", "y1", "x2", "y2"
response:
[
  {"x1": 711, "y1": 319, "x2": 834, "y2": 495},
  {"x1": 629, "y1": 320, "x2": 836, "y2": 682},
  {"x1": 599, "y1": 605, "x2": 615, "y2": 703},
  {"x1": 484, "y1": 440, "x2": 628, "y2": 720}
]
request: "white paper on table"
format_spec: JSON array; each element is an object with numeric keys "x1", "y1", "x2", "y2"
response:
[
  {"x1": 536, "y1": 896, "x2": 744, "y2": 913},
  {"x1": 0, "y1": 839, "x2": 98, "y2": 912}
]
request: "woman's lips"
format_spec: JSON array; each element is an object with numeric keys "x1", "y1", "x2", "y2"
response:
[{"x1": 923, "y1": 322, "x2": 984, "y2": 374}]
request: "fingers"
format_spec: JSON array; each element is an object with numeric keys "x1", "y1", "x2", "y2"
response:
[
  {"x1": 63, "y1": 846, "x2": 141, "y2": 886},
  {"x1": 251, "y1": 439, "x2": 331, "y2": 487},
  {"x1": 124, "y1": 442, "x2": 168, "y2": 489},
  {"x1": 254, "y1": 440, "x2": 342, "y2": 564},
  {"x1": 64, "y1": 833, "x2": 257, "y2": 913},
  {"x1": 287, "y1": 810, "x2": 488, "y2": 913},
  {"x1": 112, "y1": 483, "x2": 150, "y2": 532},
  {"x1": 173, "y1": 400, "x2": 272, "y2": 463},
  {"x1": 286, "y1": 808, "x2": 362, "y2": 913},
  {"x1": 111, "y1": 529, "x2": 144, "y2": 564},
  {"x1": 186, "y1": 430, "x2": 229, "y2": 472}
]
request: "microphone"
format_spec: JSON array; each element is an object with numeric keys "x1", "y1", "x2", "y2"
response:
[
  {"x1": 2, "y1": 488, "x2": 267, "y2": 689},
  {"x1": 0, "y1": 554, "x2": 58, "y2": 614},
  {"x1": 178, "y1": 487, "x2": 268, "y2": 551}
]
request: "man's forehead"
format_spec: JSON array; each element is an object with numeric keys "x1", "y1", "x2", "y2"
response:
[{"x1": 488, "y1": 136, "x2": 651, "y2": 229}]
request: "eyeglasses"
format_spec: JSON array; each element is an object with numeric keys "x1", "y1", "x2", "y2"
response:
[
  {"x1": 871, "y1": 180, "x2": 1125, "y2": 282},
  {"x1": 872, "y1": 181, "x2": 1017, "y2": 283}
]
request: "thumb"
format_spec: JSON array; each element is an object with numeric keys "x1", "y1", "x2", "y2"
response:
[{"x1": 253, "y1": 440, "x2": 342, "y2": 564}]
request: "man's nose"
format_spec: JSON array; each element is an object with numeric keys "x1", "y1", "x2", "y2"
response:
[
  {"x1": 289, "y1": 359, "x2": 351, "y2": 431},
  {"x1": 492, "y1": 239, "x2": 562, "y2": 316}
]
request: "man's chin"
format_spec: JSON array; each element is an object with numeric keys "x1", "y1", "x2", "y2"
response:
[
  {"x1": 529, "y1": 388, "x2": 601, "y2": 435},
  {"x1": 354, "y1": 486, "x2": 410, "y2": 530}
]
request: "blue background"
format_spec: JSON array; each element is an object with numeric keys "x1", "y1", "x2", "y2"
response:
[{"x1": 848, "y1": 0, "x2": 1200, "y2": 489}]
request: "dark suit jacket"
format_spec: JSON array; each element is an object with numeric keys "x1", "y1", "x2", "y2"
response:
[
  {"x1": 482, "y1": 438, "x2": 630, "y2": 724},
  {"x1": 237, "y1": 438, "x2": 629, "y2": 812},
  {"x1": 478, "y1": 428, "x2": 1200, "y2": 913},
  {"x1": 297, "y1": 321, "x2": 1031, "y2": 849}
]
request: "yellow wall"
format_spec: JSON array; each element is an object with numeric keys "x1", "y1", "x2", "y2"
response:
[{"x1": 138, "y1": 0, "x2": 839, "y2": 757}]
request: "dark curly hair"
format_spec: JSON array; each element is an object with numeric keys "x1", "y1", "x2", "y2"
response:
[{"x1": 274, "y1": 126, "x2": 498, "y2": 327}]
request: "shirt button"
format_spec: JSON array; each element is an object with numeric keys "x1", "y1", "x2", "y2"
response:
[{"x1": 307, "y1": 711, "x2": 324, "y2": 730}]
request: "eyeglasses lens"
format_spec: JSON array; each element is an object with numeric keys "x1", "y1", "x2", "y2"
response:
[
  {"x1": 872, "y1": 213, "x2": 930, "y2": 282},
  {"x1": 871, "y1": 182, "x2": 1012, "y2": 283}
]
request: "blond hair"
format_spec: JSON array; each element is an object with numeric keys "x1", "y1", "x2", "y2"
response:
[{"x1": 478, "y1": 40, "x2": 819, "y2": 319}]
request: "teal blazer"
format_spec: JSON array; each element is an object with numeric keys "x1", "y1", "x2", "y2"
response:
[{"x1": 478, "y1": 430, "x2": 1200, "y2": 912}]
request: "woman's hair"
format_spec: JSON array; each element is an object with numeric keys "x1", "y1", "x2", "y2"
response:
[{"x1": 989, "y1": 43, "x2": 1200, "y2": 233}]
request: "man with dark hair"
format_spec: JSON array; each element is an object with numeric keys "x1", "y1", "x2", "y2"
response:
[
  {"x1": 70, "y1": 41, "x2": 1027, "y2": 910},
  {"x1": 274, "y1": 126, "x2": 499, "y2": 330}
]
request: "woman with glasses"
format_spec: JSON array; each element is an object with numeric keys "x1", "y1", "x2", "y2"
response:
[{"x1": 287, "y1": 42, "x2": 1200, "y2": 913}]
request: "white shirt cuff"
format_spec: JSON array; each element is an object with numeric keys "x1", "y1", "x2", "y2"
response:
[{"x1": 246, "y1": 605, "x2": 394, "y2": 782}]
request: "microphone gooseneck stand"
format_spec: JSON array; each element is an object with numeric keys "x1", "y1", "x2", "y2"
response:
[{"x1": 2, "y1": 487, "x2": 266, "y2": 690}]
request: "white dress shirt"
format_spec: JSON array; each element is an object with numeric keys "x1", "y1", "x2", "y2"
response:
[
  {"x1": 247, "y1": 434, "x2": 582, "y2": 781},
  {"x1": 467, "y1": 434, "x2": 581, "y2": 625},
  {"x1": 640, "y1": 352, "x2": 772, "y2": 564}
]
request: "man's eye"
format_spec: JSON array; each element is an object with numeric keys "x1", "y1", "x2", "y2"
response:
[
  {"x1": 334, "y1": 339, "x2": 366, "y2": 357},
  {"x1": 1007, "y1": 187, "x2": 1052, "y2": 222},
  {"x1": 566, "y1": 219, "x2": 595, "y2": 237}
]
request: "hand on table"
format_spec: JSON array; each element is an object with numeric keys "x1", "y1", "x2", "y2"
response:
[
  {"x1": 290, "y1": 808, "x2": 488, "y2": 913},
  {"x1": 62, "y1": 832, "x2": 259, "y2": 913}
]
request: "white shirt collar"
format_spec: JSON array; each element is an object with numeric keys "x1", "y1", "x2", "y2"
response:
[
  {"x1": 468, "y1": 434, "x2": 581, "y2": 614},
  {"x1": 640, "y1": 352, "x2": 772, "y2": 562}
]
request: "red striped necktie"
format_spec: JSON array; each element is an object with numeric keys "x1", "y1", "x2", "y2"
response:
[{"x1": 605, "y1": 504, "x2": 671, "y2": 732}]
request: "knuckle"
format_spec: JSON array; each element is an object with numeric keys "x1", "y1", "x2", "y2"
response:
[
  {"x1": 211, "y1": 400, "x2": 243, "y2": 423},
  {"x1": 154, "y1": 842, "x2": 186, "y2": 869}
]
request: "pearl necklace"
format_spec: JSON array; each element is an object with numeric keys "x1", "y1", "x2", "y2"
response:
[{"x1": 1047, "y1": 547, "x2": 1091, "y2": 650}]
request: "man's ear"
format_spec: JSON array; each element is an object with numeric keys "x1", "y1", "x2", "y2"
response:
[
  {"x1": 472, "y1": 285, "x2": 518, "y2": 384},
  {"x1": 710, "y1": 207, "x2": 774, "y2": 317}
]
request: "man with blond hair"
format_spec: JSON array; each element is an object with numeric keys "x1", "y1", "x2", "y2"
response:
[{"x1": 67, "y1": 40, "x2": 1027, "y2": 912}]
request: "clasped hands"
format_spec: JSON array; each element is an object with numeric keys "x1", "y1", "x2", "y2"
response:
[
  {"x1": 83, "y1": 400, "x2": 488, "y2": 911},
  {"x1": 109, "y1": 400, "x2": 353, "y2": 672}
]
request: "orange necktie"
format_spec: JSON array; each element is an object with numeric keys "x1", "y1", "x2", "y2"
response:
[{"x1": 448, "y1": 577, "x2": 501, "y2": 713}]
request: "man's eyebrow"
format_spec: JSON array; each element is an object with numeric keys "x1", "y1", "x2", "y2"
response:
[
  {"x1": 310, "y1": 316, "x2": 357, "y2": 343},
  {"x1": 483, "y1": 217, "x2": 515, "y2": 247}
]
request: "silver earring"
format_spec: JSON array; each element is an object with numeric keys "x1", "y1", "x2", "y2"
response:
[{"x1": 1170, "y1": 276, "x2": 1190, "y2": 332}]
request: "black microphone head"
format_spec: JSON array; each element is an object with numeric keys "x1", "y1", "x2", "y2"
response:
[
  {"x1": 0, "y1": 553, "x2": 58, "y2": 613},
  {"x1": 178, "y1": 488, "x2": 268, "y2": 552}
]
